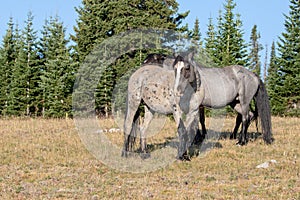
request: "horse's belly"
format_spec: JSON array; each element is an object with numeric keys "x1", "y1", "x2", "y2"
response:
[
  {"x1": 141, "y1": 83, "x2": 174, "y2": 114},
  {"x1": 202, "y1": 98, "x2": 231, "y2": 109},
  {"x1": 202, "y1": 86, "x2": 237, "y2": 109},
  {"x1": 143, "y1": 96, "x2": 173, "y2": 114}
]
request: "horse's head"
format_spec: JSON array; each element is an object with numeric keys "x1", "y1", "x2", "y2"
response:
[
  {"x1": 143, "y1": 53, "x2": 166, "y2": 65},
  {"x1": 173, "y1": 53, "x2": 198, "y2": 96}
]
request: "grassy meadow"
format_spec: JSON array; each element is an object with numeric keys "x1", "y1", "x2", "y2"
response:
[{"x1": 0, "y1": 116, "x2": 299, "y2": 199}]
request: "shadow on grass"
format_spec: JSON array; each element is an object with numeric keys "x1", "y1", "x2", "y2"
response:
[
  {"x1": 139, "y1": 129, "x2": 263, "y2": 159},
  {"x1": 218, "y1": 131, "x2": 263, "y2": 141}
]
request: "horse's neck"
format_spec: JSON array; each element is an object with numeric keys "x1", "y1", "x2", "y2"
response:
[{"x1": 162, "y1": 58, "x2": 175, "y2": 70}]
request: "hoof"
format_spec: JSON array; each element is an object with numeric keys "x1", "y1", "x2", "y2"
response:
[
  {"x1": 230, "y1": 134, "x2": 237, "y2": 140},
  {"x1": 121, "y1": 150, "x2": 133, "y2": 158},
  {"x1": 236, "y1": 141, "x2": 246, "y2": 146},
  {"x1": 140, "y1": 152, "x2": 151, "y2": 159},
  {"x1": 177, "y1": 154, "x2": 191, "y2": 161},
  {"x1": 121, "y1": 150, "x2": 127, "y2": 157},
  {"x1": 192, "y1": 135, "x2": 205, "y2": 145},
  {"x1": 192, "y1": 130, "x2": 205, "y2": 145}
]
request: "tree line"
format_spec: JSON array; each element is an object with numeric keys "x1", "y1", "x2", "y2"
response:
[{"x1": 0, "y1": 0, "x2": 299, "y2": 118}]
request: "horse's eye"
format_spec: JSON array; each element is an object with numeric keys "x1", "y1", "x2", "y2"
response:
[{"x1": 185, "y1": 64, "x2": 190, "y2": 70}]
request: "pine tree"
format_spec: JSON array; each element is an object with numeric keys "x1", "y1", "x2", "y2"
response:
[
  {"x1": 266, "y1": 42, "x2": 285, "y2": 114},
  {"x1": 248, "y1": 25, "x2": 263, "y2": 76},
  {"x1": 204, "y1": 16, "x2": 219, "y2": 66},
  {"x1": 39, "y1": 16, "x2": 75, "y2": 117},
  {"x1": 214, "y1": 0, "x2": 247, "y2": 66},
  {"x1": 0, "y1": 17, "x2": 17, "y2": 115},
  {"x1": 276, "y1": 0, "x2": 300, "y2": 116},
  {"x1": 190, "y1": 17, "x2": 212, "y2": 67},
  {"x1": 8, "y1": 12, "x2": 41, "y2": 116},
  {"x1": 191, "y1": 17, "x2": 202, "y2": 46},
  {"x1": 214, "y1": 10, "x2": 224, "y2": 65}
]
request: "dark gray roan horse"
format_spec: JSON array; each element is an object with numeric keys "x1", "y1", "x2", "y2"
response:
[
  {"x1": 173, "y1": 54, "x2": 274, "y2": 145},
  {"x1": 122, "y1": 53, "x2": 202, "y2": 159}
]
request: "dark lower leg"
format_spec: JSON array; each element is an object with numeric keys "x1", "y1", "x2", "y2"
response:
[
  {"x1": 238, "y1": 116, "x2": 250, "y2": 145},
  {"x1": 177, "y1": 119, "x2": 189, "y2": 160},
  {"x1": 231, "y1": 114, "x2": 242, "y2": 139},
  {"x1": 199, "y1": 107, "x2": 207, "y2": 137},
  {"x1": 122, "y1": 134, "x2": 131, "y2": 157},
  {"x1": 193, "y1": 107, "x2": 206, "y2": 145}
]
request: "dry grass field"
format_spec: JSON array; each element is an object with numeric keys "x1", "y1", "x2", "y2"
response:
[{"x1": 0, "y1": 116, "x2": 299, "y2": 199}]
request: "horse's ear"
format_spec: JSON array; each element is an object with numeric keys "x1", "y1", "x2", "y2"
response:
[
  {"x1": 173, "y1": 52, "x2": 178, "y2": 58},
  {"x1": 187, "y1": 51, "x2": 194, "y2": 62}
]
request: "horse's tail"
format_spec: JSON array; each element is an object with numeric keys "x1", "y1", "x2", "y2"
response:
[{"x1": 255, "y1": 79, "x2": 273, "y2": 144}]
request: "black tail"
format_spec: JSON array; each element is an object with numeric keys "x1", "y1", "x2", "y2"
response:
[{"x1": 255, "y1": 80, "x2": 273, "y2": 144}]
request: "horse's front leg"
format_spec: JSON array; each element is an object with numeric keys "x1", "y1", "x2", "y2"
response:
[
  {"x1": 187, "y1": 88, "x2": 204, "y2": 145},
  {"x1": 173, "y1": 101, "x2": 189, "y2": 160},
  {"x1": 175, "y1": 108, "x2": 199, "y2": 160},
  {"x1": 200, "y1": 106, "x2": 207, "y2": 135},
  {"x1": 184, "y1": 109, "x2": 200, "y2": 147},
  {"x1": 177, "y1": 118, "x2": 189, "y2": 160},
  {"x1": 193, "y1": 106, "x2": 206, "y2": 145},
  {"x1": 174, "y1": 85, "x2": 205, "y2": 159}
]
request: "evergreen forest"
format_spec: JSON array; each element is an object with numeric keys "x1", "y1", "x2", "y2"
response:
[{"x1": 0, "y1": 0, "x2": 299, "y2": 117}]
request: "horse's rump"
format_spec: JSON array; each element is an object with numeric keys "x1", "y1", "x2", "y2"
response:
[{"x1": 128, "y1": 65, "x2": 175, "y2": 114}]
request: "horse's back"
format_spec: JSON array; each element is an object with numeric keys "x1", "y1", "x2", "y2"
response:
[
  {"x1": 129, "y1": 64, "x2": 173, "y2": 84},
  {"x1": 129, "y1": 65, "x2": 167, "y2": 88}
]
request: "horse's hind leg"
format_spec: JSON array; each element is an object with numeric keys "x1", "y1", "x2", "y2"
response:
[
  {"x1": 232, "y1": 103, "x2": 250, "y2": 145},
  {"x1": 239, "y1": 112, "x2": 250, "y2": 145},
  {"x1": 139, "y1": 105, "x2": 154, "y2": 159},
  {"x1": 122, "y1": 93, "x2": 141, "y2": 157},
  {"x1": 230, "y1": 113, "x2": 242, "y2": 140},
  {"x1": 231, "y1": 101, "x2": 257, "y2": 140}
]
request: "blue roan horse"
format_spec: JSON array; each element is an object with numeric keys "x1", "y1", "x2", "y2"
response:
[
  {"x1": 122, "y1": 53, "x2": 200, "y2": 159},
  {"x1": 173, "y1": 54, "x2": 274, "y2": 146}
]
